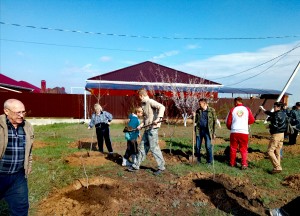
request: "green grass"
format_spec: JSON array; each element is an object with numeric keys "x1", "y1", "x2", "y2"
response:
[{"x1": 1, "y1": 121, "x2": 298, "y2": 216}]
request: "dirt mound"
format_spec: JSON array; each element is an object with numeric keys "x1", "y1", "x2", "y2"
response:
[
  {"x1": 37, "y1": 177, "x2": 123, "y2": 216},
  {"x1": 161, "y1": 149, "x2": 190, "y2": 164},
  {"x1": 215, "y1": 146, "x2": 266, "y2": 163},
  {"x1": 213, "y1": 137, "x2": 226, "y2": 144},
  {"x1": 282, "y1": 174, "x2": 300, "y2": 191},
  {"x1": 37, "y1": 172, "x2": 266, "y2": 216},
  {"x1": 283, "y1": 144, "x2": 300, "y2": 155},
  {"x1": 33, "y1": 140, "x2": 51, "y2": 149},
  {"x1": 64, "y1": 151, "x2": 114, "y2": 166},
  {"x1": 64, "y1": 148, "x2": 191, "y2": 168},
  {"x1": 68, "y1": 138, "x2": 98, "y2": 150},
  {"x1": 250, "y1": 136, "x2": 270, "y2": 145}
]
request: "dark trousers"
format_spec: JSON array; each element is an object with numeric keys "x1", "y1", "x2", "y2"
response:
[
  {"x1": 289, "y1": 130, "x2": 298, "y2": 145},
  {"x1": 124, "y1": 139, "x2": 138, "y2": 159},
  {"x1": 0, "y1": 170, "x2": 29, "y2": 216},
  {"x1": 280, "y1": 196, "x2": 299, "y2": 215},
  {"x1": 96, "y1": 126, "x2": 113, "y2": 153}
]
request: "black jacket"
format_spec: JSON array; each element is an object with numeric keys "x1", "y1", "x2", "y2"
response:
[{"x1": 265, "y1": 110, "x2": 287, "y2": 134}]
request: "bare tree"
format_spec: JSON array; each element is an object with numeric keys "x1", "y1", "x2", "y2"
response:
[{"x1": 141, "y1": 67, "x2": 217, "y2": 127}]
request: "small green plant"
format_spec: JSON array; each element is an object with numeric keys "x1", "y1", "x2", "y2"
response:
[{"x1": 117, "y1": 171, "x2": 124, "y2": 177}]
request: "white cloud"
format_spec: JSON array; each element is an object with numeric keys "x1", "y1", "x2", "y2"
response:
[
  {"x1": 185, "y1": 44, "x2": 201, "y2": 50},
  {"x1": 175, "y1": 41, "x2": 300, "y2": 79},
  {"x1": 151, "y1": 50, "x2": 180, "y2": 61},
  {"x1": 99, "y1": 56, "x2": 112, "y2": 62},
  {"x1": 62, "y1": 63, "x2": 101, "y2": 77},
  {"x1": 173, "y1": 40, "x2": 300, "y2": 105}
]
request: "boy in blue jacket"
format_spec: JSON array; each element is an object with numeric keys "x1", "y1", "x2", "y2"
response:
[{"x1": 122, "y1": 107, "x2": 143, "y2": 166}]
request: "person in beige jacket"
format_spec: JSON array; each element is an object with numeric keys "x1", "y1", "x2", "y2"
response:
[
  {"x1": 0, "y1": 99, "x2": 34, "y2": 216},
  {"x1": 128, "y1": 89, "x2": 166, "y2": 175}
]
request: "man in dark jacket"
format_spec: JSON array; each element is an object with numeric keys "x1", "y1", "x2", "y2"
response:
[
  {"x1": 194, "y1": 98, "x2": 217, "y2": 165},
  {"x1": 289, "y1": 102, "x2": 300, "y2": 145},
  {"x1": 260, "y1": 102, "x2": 287, "y2": 174}
]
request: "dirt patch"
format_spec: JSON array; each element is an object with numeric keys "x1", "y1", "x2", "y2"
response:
[
  {"x1": 33, "y1": 140, "x2": 51, "y2": 149},
  {"x1": 215, "y1": 146, "x2": 267, "y2": 163},
  {"x1": 64, "y1": 151, "x2": 114, "y2": 166},
  {"x1": 212, "y1": 137, "x2": 226, "y2": 144},
  {"x1": 282, "y1": 174, "x2": 300, "y2": 191},
  {"x1": 283, "y1": 144, "x2": 300, "y2": 155},
  {"x1": 37, "y1": 135, "x2": 300, "y2": 216},
  {"x1": 37, "y1": 172, "x2": 267, "y2": 216},
  {"x1": 64, "y1": 149, "x2": 190, "y2": 167},
  {"x1": 250, "y1": 136, "x2": 270, "y2": 145},
  {"x1": 159, "y1": 139, "x2": 167, "y2": 149},
  {"x1": 68, "y1": 138, "x2": 98, "y2": 150}
]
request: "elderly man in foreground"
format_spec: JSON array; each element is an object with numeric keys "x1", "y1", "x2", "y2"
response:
[{"x1": 0, "y1": 99, "x2": 34, "y2": 216}]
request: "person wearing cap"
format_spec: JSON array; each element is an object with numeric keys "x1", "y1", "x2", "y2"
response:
[
  {"x1": 260, "y1": 102, "x2": 287, "y2": 174},
  {"x1": 289, "y1": 102, "x2": 300, "y2": 145}
]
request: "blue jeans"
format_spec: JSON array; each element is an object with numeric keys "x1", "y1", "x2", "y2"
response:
[
  {"x1": 196, "y1": 128, "x2": 213, "y2": 164},
  {"x1": 133, "y1": 128, "x2": 165, "y2": 170},
  {"x1": 0, "y1": 170, "x2": 29, "y2": 216}
]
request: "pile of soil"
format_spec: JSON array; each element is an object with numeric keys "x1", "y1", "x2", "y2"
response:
[
  {"x1": 33, "y1": 140, "x2": 52, "y2": 149},
  {"x1": 37, "y1": 135, "x2": 300, "y2": 216},
  {"x1": 37, "y1": 172, "x2": 267, "y2": 216},
  {"x1": 282, "y1": 174, "x2": 300, "y2": 191},
  {"x1": 64, "y1": 151, "x2": 113, "y2": 166}
]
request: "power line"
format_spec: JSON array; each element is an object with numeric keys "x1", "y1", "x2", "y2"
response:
[
  {"x1": 0, "y1": 38, "x2": 151, "y2": 53},
  {"x1": 224, "y1": 42, "x2": 300, "y2": 86},
  {"x1": 225, "y1": 57, "x2": 283, "y2": 86},
  {"x1": 214, "y1": 44, "x2": 300, "y2": 80},
  {"x1": 1, "y1": 21, "x2": 300, "y2": 40}
]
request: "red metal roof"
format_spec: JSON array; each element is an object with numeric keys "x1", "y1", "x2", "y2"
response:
[
  {"x1": 0, "y1": 73, "x2": 40, "y2": 92},
  {"x1": 0, "y1": 73, "x2": 21, "y2": 86},
  {"x1": 87, "y1": 61, "x2": 221, "y2": 85},
  {"x1": 18, "y1": 81, "x2": 41, "y2": 93}
]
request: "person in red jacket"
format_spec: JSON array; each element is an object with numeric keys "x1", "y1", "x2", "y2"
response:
[{"x1": 226, "y1": 97, "x2": 255, "y2": 170}]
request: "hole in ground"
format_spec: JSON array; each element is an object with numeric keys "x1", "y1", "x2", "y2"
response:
[{"x1": 193, "y1": 179, "x2": 261, "y2": 216}]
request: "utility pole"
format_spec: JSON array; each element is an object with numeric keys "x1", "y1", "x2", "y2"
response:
[
  {"x1": 276, "y1": 61, "x2": 300, "y2": 103},
  {"x1": 263, "y1": 61, "x2": 300, "y2": 123}
]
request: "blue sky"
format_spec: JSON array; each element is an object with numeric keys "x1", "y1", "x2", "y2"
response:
[{"x1": 1, "y1": 0, "x2": 300, "y2": 105}]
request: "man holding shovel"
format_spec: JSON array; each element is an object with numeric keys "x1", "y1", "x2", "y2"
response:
[
  {"x1": 128, "y1": 89, "x2": 166, "y2": 175},
  {"x1": 194, "y1": 98, "x2": 217, "y2": 165}
]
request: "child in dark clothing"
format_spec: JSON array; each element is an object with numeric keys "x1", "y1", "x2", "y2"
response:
[{"x1": 122, "y1": 107, "x2": 143, "y2": 166}]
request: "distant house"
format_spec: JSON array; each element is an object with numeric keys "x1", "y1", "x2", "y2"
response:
[
  {"x1": 0, "y1": 73, "x2": 41, "y2": 93},
  {"x1": 85, "y1": 61, "x2": 223, "y2": 98},
  {"x1": 0, "y1": 74, "x2": 66, "y2": 94}
]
